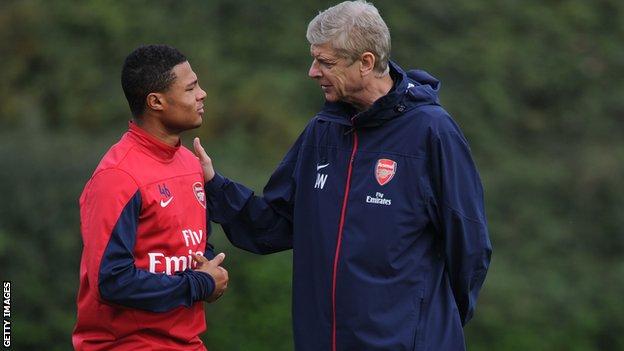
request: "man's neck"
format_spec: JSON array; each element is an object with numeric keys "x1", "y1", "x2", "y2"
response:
[
  {"x1": 133, "y1": 116, "x2": 180, "y2": 147},
  {"x1": 349, "y1": 74, "x2": 394, "y2": 111}
]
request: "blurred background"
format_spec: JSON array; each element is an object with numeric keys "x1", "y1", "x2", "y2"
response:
[{"x1": 1, "y1": 0, "x2": 623, "y2": 350}]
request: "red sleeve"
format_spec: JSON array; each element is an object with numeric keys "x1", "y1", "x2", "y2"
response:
[{"x1": 79, "y1": 168, "x2": 138, "y2": 297}]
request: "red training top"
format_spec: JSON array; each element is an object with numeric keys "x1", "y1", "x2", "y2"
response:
[{"x1": 73, "y1": 122, "x2": 214, "y2": 351}]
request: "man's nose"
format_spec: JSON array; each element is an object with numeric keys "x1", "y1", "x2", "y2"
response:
[
  {"x1": 308, "y1": 60, "x2": 322, "y2": 79},
  {"x1": 197, "y1": 86, "x2": 207, "y2": 100}
]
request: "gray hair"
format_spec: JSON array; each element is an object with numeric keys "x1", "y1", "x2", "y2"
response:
[{"x1": 306, "y1": 1, "x2": 391, "y2": 75}]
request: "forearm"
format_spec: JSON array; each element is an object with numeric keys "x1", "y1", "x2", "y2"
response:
[
  {"x1": 442, "y1": 207, "x2": 492, "y2": 325},
  {"x1": 205, "y1": 173, "x2": 293, "y2": 254},
  {"x1": 98, "y1": 265, "x2": 215, "y2": 312}
]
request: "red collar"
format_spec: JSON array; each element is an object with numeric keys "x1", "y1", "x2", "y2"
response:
[{"x1": 127, "y1": 121, "x2": 180, "y2": 162}]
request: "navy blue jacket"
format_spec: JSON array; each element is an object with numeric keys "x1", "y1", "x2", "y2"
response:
[{"x1": 205, "y1": 62, "x2": 492, "y2": 351}]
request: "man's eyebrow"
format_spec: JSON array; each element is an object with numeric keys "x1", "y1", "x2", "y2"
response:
[
  {"x1": 186, "y1": 79, "x2": 198, "y2": 88},
  {"x1": 318, "y1": 57, "x2": 337, "y2": 62},
  {"x1": 311, "y1": 53, "x2": 336, "y2": 61}
]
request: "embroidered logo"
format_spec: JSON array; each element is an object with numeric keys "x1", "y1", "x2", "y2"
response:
[
  {"x1": 159, "y1": 183, "x2": 171, "y2": 197},
  {"x1": 314, "y1": 162, "x2": 329, "y2": 190},
  {"x1": 193, "y1": 182, "x2": 206, "y2": 208},
  {"x1": 316, "y1": 163, "x2": 330, "y2": 171},
  {"x1": 375, "y1": 159, "x2": 397, "y2": 186},
  {"x1": 158, "y1": 184, "x2": 173, "y2": 208},
  {"x1": 160, "y1": 197, "x2": 174, "y2": 207}
]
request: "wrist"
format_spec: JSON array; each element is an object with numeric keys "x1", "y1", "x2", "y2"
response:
[
  {"x1": 204, "y1": 172, "x2": 226, "y2": 194},
  {"x1": 204, "y1": 170, "x2": 215, "y2": 183},
  {"x1": 186, "y1": 269, "x2": 216, "y2": 302}
]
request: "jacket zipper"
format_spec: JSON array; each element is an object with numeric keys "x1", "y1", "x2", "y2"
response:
[{"x1": 331, "y1": 129, "x2": 358, "y2": 351}]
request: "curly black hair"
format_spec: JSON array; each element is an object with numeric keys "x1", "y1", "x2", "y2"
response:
[{"x1": 121, "y1": 45, "x2": 187, "y2": 117}]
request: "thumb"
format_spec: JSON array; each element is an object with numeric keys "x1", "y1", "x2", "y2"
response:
[
  {"x1": 193, "y1": 137, "x2": 211, "y2": 163},
  {"x1": 210, "y1": 252, "x2": 226, "y2": 266}
]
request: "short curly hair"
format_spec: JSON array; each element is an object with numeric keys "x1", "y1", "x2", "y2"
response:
[{"x1": 121, "y1": 45, "x2": 187, "y2": 117}]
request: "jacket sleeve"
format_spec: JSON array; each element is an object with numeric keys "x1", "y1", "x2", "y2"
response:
[
  {"x1": 81, "y1": 168, "x2": 215, "y2": 313},
  {"x1": 427, "y1": 126, "x2": 492, "y2": 326},
  {"x1": 204, "y1": 134, "x2": 303, "y2": 255}
]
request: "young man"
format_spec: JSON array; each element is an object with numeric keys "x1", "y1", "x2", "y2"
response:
[
  {"x1": 73, "y1": 45, "x2": 228, "y2": 351},
  {"x1": 194, "y1": 1, "x2": 492, "y2": 350}
]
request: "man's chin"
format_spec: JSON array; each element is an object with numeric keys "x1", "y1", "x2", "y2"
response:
[
  {"x1": 323, "y1": 93, "x2": 339, "y2": 103},
  {"x1": 192, "y1": 117, "x2": 202, "y2": 128},
  {"x1": 185, "y1": 116, "x2": 203, "y2": 130}
]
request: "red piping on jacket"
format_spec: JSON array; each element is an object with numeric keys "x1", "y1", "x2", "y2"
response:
[{"x1": 331, "y1": 129, "x2": 358, "y2": 351}]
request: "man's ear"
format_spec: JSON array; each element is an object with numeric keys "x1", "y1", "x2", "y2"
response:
[
  {"x1": 359, "y1": 52, "x2": 376, "y2": 77},
  {"x1": 146, "y1": 92, "x2": 165, "y2": 112}
]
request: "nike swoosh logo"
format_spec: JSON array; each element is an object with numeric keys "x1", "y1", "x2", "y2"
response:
[
  {"x1": 160, "y1": 197, "x2": 174, "y2": 207},
  {"x1": 316, "y1": 163, "x2": 330, "y2": 171}
]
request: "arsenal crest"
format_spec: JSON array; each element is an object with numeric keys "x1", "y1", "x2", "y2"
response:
[
  {"x1": 375, "y1": 159, "x2": 397, "y2": 186},
  {"x1": 192, "y1": 182, "x2": 207, "y2": 208}
]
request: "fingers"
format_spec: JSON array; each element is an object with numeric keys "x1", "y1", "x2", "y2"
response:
[
  {"x1": 193, "y1": 137, "x2": 202, "y2": 156},
  {"x1": 193, "y1": 137, "x2": 210, "y2": 163},
  {"x1": 191, "y1": 253, "x2": 209, "y2": 265},
  {"x1": 217, "y1": 267, "x2": 229, "y2": 293},
  {"x1": 192, "y1": 253, "x2": 228, "y2": 295},
  {"x1": 205, "y1": 266, "x2": 228, "y2": 303},
  {"x1": 218, "y1": 266, "x2": 229, "y2": 281},
  {"x1": 210, "y1": 252, "x2": 226, "y2": 267},
  {"x1": 193, "y1": 137, "x2": 216, "y2": 182}
]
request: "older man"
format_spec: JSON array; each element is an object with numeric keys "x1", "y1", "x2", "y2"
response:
[{"x1": 195, "y1": 1, "x2": 492, "y2": 350}]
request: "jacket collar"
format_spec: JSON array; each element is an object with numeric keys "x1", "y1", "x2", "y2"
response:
[
  {"x1": 127, "y1": 121, "x2": 180, "y2": 162},
  {"x1": 316, "y1": 61, "x2": 440, "y2": 129}
]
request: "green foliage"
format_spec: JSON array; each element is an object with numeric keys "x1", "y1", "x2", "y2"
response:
[{"x1": 1, "y1": 0, "x2": 623, "y2": 350}]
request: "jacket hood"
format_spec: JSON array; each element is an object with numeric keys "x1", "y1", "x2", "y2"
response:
[{"x1": 316, "y1": 61, "x2": 441, "y2": 128}]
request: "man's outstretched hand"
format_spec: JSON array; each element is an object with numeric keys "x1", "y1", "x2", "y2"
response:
[
  {"x1": 193, "y1": 137, "x2": 215, "y2": 182},
  {"x1": 192, "y1": 253, "x2": 229, "y2": 303}
]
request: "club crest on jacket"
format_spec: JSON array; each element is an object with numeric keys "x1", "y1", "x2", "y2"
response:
[
  {"x1": 375, "y1": 159, "x2": 397, "y2": 186},
  {"x1": 193, "y1": 182, "x2": 206, "y2": 208}
]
